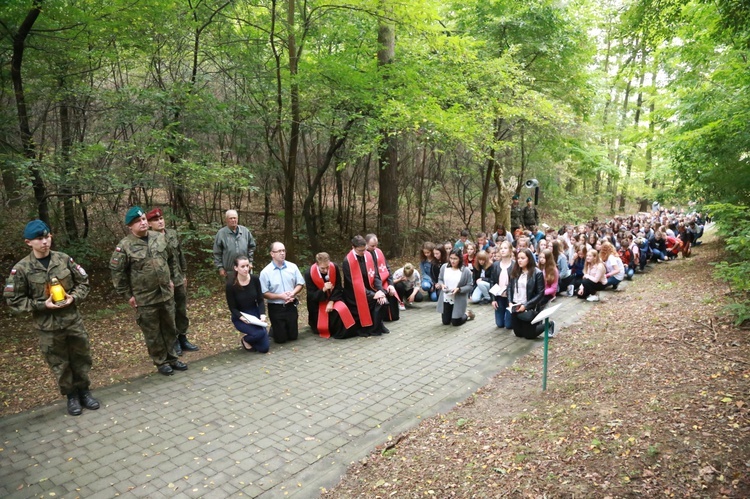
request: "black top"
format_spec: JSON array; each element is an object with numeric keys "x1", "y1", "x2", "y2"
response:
[
  {"x1": 225, "y1": 276, "x2": 265, "y2": 319},
  {"x1": 508, "y1": 268, "x2": 545, "y2": 310}
]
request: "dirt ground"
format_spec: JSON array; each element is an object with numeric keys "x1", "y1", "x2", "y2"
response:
[{"x1": 322, "y1": 231, "x2": 750, "y2": 498}]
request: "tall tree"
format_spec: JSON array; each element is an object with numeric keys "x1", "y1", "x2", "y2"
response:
[
  {"x1": 376, "y1": 1, "x2": 399, "y2": 257},
  {"x1": 8, "y1": 2, "x2": 48, "y2": 224}
]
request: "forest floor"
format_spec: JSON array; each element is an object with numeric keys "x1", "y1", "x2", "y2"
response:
[
  {"x1": 1, "y1": 230, "x2": 748, "y2": 497},
  {"x1": 322, "y1": 230, "x2": 750, "y2": 498}
]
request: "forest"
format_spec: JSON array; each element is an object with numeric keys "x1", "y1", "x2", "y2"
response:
[{"x1": 1, "y1": 0, "x2": 748, "y2": 263}]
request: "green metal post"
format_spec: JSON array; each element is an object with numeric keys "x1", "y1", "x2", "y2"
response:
[{"x1": 542, "y1": 318, "x2": 549, "y2": 391}]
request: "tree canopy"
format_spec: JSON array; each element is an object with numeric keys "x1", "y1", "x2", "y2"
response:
[{"x1": 1, "y1": 0, "x2": 747, "y2": 258}]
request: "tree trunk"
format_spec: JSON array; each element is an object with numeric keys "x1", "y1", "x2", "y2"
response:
[
  {"x1": 11, "y1": 3, "x2": 48, "y2": 225},
  {"x1": 302, "y1": 121, "x2": 353, "y2": 254},
  {"x1": 377, "y1": 9, "x2": 400, "y2": 258},
  {"x1": 59, "y1": 93, "x2": 79, "y2": 241},
  {"x1": 284, "y1": 0, "x2": 301, "y2": 260},
  {"x1": 620, "y1": 51, "x2": 646, "y2": 212}
]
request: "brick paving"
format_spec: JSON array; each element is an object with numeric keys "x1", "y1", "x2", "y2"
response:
[{"x1": 0, "y1": 293, "x2": 598, "y2": 498}]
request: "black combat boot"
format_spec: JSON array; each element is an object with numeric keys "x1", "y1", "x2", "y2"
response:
[
  {"x1": 79, "y1": 390, "x2": 100, "y2": 410},
  {"x1": 67, "y1": 392, "x2": 82, "y2": 416},
  {"x1": 178, "y1": 334, "x2": 199, "y2": 352},
  {"x1": 174, "y1": 338, "x2": 183, "y2": 356}
]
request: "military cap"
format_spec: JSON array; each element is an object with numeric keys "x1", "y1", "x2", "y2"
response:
[
  {"x1": 23, "y1": 220, "x2": 50, "y2": 239},
  {"x1": 512, "y1": 195, "x2": 519, "y2": 200},
  {"x1": 526, "y1": 197, "x2": 533, "y2": 202},
  {"x1": 146, "y1": 208, "x2": 163, "y2": 221},
  {"x1": 125, "y1": 206, "x2": 146, "y2": 225}
]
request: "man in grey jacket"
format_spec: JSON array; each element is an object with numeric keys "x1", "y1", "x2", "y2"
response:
[{"x1": 213, "y1": 210, "x2": 257, "y2": 283}]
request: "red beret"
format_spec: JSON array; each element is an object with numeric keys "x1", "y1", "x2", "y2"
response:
[{"x1": 146, "y1": 208, "x2": 163, "y2": 221}]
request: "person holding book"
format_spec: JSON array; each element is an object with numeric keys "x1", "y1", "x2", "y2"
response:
[
  {"x1": 226, "y1": 256, "x2": 270, "y2": 353},
  {"x1": 507, "y1": 248, "x2": 554, "y2": 339}
]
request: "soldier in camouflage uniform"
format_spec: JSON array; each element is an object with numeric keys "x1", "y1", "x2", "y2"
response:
[
  {"x1": 146, "y1": 208, "x2": 199, "y2": 356},
  {"x1": 4, "y1": 220, "x2": 100, "y2": 416},
  {"x1": 510, "y1": 195, "x2": 523, "y2": 235},
  {"x1": 522, "y1": 197, "x2": 539, "y2": 230},
  {"x1": 110, "y1": 207, "x2": 188, "y2": 376}
]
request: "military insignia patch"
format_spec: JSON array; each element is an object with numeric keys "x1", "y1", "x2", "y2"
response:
[
  {"x1": 3, "y1": 283, "x2": 13, "y2": 293},
  {"x1": 76, "y1": 264, "x2": 87, "y2": 277},
  {"x1": 11, "y1": 269, "x2": 17, "y2": 275},
  {"x1": 116, "y1": 247, "x2": 122, "y2": 252}
]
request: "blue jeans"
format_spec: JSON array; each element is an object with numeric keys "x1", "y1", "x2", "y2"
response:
[
  {"x1": 471, "y1": 281, "x2": 491, "y2": 303},
  {"x1": 494, "y1": 295, "x2": 513, "y2": 329},
  {"x1": 651, "y1": 248, "x2": 666, "y2": 261},
  {"x1": 606, "y1": 276, "x2": 622, "y2": 289},
  {"x1": 231, "y1": 316, "x2": 270, "y2": 353},
  {"x1": 421, "y1": 278, "x2": 438, "y2": 302},
  {"x1": 625, "y1": 267, "x2": 634, "y2": 280}
]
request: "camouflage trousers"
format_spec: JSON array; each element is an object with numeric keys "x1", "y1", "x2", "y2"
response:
[
  {"x1": 173, "y1": 284, "x2": 190, "y2": 336},
  {"x1": 135, "y1": 300, "x2": 179, "y2": 366},
  {"x1": 39, "y1": 320, "x2": 92, "y2": 396}
]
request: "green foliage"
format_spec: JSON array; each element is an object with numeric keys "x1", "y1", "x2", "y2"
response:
[
  {"x1": 707, "y1": 203, "x2": 750, "y2": 325},
  {"x1": 61, "y1": 239, "x2": 109, "y2": 269}
]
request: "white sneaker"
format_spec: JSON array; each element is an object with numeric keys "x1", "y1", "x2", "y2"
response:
[
  {"x1": 398, "y1": 303, "x2": 406, "y2": 311},
  {"x1": 586, "y1": 294, "x2": 600, "y2": 302},
  {"x1": 567, "y1": 285, "x2": 574, "y2": 297}
]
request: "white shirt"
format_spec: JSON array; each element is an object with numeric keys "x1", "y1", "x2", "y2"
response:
[
  {"x1": 443, "y1": 267, "x2": 461, "y2": 303},
  {"x1": 514, "y1": 272, "x2": 528, "y2": 304}
]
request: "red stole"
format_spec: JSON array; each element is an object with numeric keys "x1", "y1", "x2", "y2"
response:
[
  {"x1": 373, "y1": 247, "x2": 403, "y2": 306},
  {"x1": 346, "y1": 249, "x2": 376, "y2": 327},
  {"x1": 373, "y1": 248, "x2": 390, "y2": 289},
  {"x1": 310, "y1": 263, "x2": 354, "y2": 338}
]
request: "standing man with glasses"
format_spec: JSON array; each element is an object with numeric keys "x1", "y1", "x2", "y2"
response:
[
  {"x1": 213, "y1": 209, "x2": 257, "y2": 283},
  {"x1": 259, "y1": 242, "x2": 305, "y2": 344}
]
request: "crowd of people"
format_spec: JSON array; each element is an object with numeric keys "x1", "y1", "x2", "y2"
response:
[
  {"x1": 3, "y1": 201, "x2": 706, "y2": 416},
  {"x1": 412, "y1": 198, "x2": 706, "y2": 341}
]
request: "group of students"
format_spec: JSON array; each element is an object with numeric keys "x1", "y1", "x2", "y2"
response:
[{"x1": 413, "y1": 206, "x2": 706, "y2": 340}]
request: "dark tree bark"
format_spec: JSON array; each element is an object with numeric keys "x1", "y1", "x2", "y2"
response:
[
  {"x1": 10, "y1": 3, "x2": 48, "y2": 224},
  {"x1": 58, "y1": 92, "x2": 78, "y2": 240},
  {"x1": 376, "y1": 12, "x2": 400, "y2": 258}
]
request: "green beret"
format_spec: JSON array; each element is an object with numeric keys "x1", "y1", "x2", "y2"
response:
[
  {"x1": 512, "y1": 195, "x2": 519, "y2": 200},
  {"x1": 526, "y1": 197, "x2": 533, "y2": 202},
  {"x1": 125, "y1": 206, "x2": 146, "y2": 225},
  {"x1": 23, "y1": 220, "x2": 50, "y2": 239}
]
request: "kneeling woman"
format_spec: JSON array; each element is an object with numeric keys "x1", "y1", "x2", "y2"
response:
[
  {"x1": 508, "y1": 248, "x2": 554, "y2": 339},
  {"x1": 436, "y1": 248, "x2": 475, "y2": 326},
  {"x1": 225, "y1": 256, "x2": 270, "y2": 353}
]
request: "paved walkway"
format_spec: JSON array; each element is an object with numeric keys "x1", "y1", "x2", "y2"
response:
[{"x1": 0, "y1": 293, "x2": 598, "y2": 498}]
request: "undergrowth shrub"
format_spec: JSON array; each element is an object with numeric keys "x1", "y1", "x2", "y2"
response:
[{"x1": 707, "y1": 203, "x2": 750, "y2": 325}]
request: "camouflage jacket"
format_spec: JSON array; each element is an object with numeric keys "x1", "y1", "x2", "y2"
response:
[
  {"x1": 4, "y1": 251, "x2": 90, "y2": 331},
  {"x1": 110, "y1": 231, "x2": 177, "y2": 306},
  {"x1": 522, "y1": 206, "x2": 539, "y2": 227},
  {"x1": 164, "y1": 228, "x2": 187, "y2": 286},
  {"x1": 510, "y1": 205, "x2": 524, "y2": 228}
]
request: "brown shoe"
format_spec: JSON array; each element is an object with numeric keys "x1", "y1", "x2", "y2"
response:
[{"x1": 466, "y1": 310, "x2": 475, "y2": 321}]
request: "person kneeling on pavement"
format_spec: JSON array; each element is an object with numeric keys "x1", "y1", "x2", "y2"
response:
[{"x1": 507, "y1": 248, "x2": 554, "y2": 339}]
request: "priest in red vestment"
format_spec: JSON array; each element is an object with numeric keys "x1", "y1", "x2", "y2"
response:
[
  {"x1": 305, "y1": 252, "x2": 356, "y2": 339},
  {"x1": 342, "y1": 235, "x2": 389, "y2": 337},
  {"x1": 365, "y1": 233, "x2": 400, "y2": 322}
]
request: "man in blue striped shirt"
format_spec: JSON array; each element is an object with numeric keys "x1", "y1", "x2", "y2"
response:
[{"x1": 259, "y1": 242, "x2": 305, "y2": 344}]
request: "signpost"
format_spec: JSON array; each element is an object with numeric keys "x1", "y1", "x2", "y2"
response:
[{"x1": 532, "y1": 303, "x2": 561, "y2": 391}]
